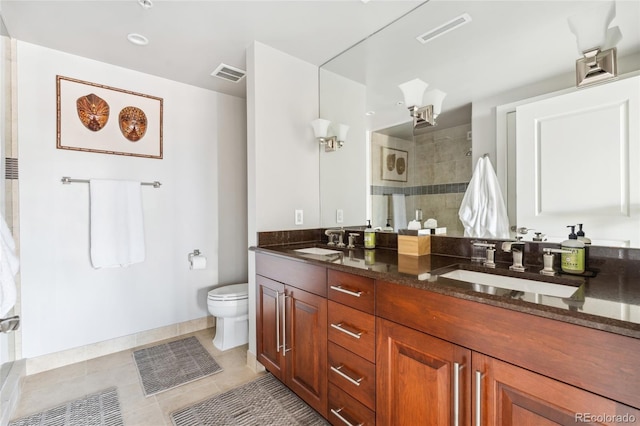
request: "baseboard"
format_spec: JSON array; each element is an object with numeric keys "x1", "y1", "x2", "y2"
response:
[
  {"x1": 246, "y1": 350, "x2": 266, "y2": 374},
  {"x1": 26, "y1": 316, "x2": 215, "y2": 376}
]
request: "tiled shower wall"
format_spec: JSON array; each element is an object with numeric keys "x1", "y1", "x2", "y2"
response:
[{"x1": 371, "y1": 123, "x2": 472, "y2": 235}]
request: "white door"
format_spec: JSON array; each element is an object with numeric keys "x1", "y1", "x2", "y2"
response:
[{"x1": 516, "y1": 75, "x2": 640, "y2": 246}]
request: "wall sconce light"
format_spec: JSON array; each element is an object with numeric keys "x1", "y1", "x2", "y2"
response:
[
  {"x1": 568, "y1": 1, "x2": 621, "y2": 87},
  {"x1": 310, "y1": 119, "x2": 349, "y2": 152},
  {"x1": 398, "y1": 78, "x2": 447, "y2": 129}
]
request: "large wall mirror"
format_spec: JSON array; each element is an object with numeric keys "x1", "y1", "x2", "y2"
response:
[{"x1": 319, "y1": 0, "x2": 640, "y2": 246}]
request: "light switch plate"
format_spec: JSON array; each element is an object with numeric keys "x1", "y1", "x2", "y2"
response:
[
  {"x1": 295, "y1": 209, "x2": 303, "y2": 225},
  {"x1": 336, "y1": 209, "x2": 344, "y2": 223}
]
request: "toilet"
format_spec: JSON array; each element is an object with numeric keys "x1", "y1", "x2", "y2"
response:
[{"x1": 207, "y1": 283, "x2": 249, "y2": 351}]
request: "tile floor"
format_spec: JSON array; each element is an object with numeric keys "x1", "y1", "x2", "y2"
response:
[{"x1": 10, "y1": 328, "x2": 263, "y2": 425}]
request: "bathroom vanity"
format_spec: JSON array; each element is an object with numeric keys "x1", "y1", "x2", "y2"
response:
[{"x1": 254, "y1": 235, "x2": 640, "y2": 425}]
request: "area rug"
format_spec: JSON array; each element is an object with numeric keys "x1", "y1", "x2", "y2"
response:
[
  {"x1": 133, "y1": 335, "x2": 223, "y2": 396},
  {"x1": 171, "y1": 373, "x2": 329, "y2": 426},
  {"x1": 8, "y1": 387, "x2": 123, "y2": 426}
]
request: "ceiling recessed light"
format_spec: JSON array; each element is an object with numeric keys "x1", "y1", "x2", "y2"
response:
[
  {"x1": 137, "y1": 0, "x2": 153, "y2": 9},
  {"x1": 127, "y1": 33, "x2": 149, "y2": 46}
]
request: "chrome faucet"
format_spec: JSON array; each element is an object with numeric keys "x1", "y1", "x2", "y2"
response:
[
  {"x1": 347, "y1": 233, "x2": 359, "y2": 249},
  {"x1": 325, "y1": 228, "x2": 345, "y2": 247},
  {"x1": 471, "y1": 241, "x2": 496, "y2": 268},
  {"x1": 501, "y1": 241, "x2": 526, "y2": 272}
]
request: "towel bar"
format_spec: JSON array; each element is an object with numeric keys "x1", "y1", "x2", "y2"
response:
[{"x1": 61, "y1": 176, "x2": 161, "y2": 188}]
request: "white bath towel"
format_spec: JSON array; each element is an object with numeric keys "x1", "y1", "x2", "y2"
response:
[
  {"x1": 391, "y1": 193, "x2": 408, "y2": 232},
  {"x1": 458, "y1": 157, "x2": 510, "y2": 239},
  {"x1": 90, "y1": 179, "x2": 146, "y2": 268},
  {"x1": 0, "y1": 213, "x2": 19, "y2": 317}
]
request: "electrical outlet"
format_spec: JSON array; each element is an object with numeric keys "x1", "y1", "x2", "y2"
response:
[
  {"x1": 336, "y1": 209, "x2": 344, "y2": 223},
  {"x1": 295, "y1": 209, "x2": 303, "y2": 225}
]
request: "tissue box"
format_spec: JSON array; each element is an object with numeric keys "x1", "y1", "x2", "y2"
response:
[{"x1": 398, "y1": 230, "x2": 431, "y2": 256}]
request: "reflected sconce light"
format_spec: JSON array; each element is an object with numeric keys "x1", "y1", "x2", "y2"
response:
[
  {"x1": 310, "y1": 119, "x2": 349, "y2": 152},
  {"x1": 568, "y1": 1, "x2": 621, "y2": 87},
  {"x1": 398, "y1": 78, "x2": 447, "y2": 129}
]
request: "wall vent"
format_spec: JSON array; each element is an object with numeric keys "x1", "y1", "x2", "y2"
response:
[
  {"x1": 416, "y1": 13, "x2": 472, "y2": 44},
  {"x1": 211, "y1": 63, "x2": 246, "y2": 83},
  {"x1": 5, "y1": 157, "x2": 18, "y2": 180}
]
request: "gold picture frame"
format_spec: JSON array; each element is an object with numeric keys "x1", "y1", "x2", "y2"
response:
[
  {"x1": 56, "y1": 75, "x2": 163, "y2": 159},
  {"x1": 381, "y1": 147, "x2": 408, "y2": 182}
]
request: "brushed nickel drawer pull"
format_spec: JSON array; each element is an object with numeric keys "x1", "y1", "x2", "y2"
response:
[
  {"x1": 475, "y1": 370, "x2": 483, "y2": 426},
  {"x1": 330, "y1": 408, "x2": 363, "y2": 426},
  {"x1": 331, "y1": 365, "x2": 363, "y2": 386},
  {"x1": 275, "y1": 290, "x2": 280, "y2": 353},
  {"x1": 453, "y1": 362, "x2": 461, "y2": 426},
  {"x1": 330, "y1": 322, "x2": 363, "y2": 339},
  {"x1": 330, "y1": 285, "x2": 362, "y2": 297}
]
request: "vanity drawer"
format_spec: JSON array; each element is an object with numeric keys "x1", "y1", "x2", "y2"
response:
[
  {"x1": 328, "y1": 383, "x2": 376, "y2": 426},
  {"x1": 328, "y1": 300, "x2": 375, "y2": 362},
  {"x1": 328, "y1": 342, "x2": 375, "y2": 410},
  {"x1": 328, "y1": 270, "x2": 375, "y2": 314}
]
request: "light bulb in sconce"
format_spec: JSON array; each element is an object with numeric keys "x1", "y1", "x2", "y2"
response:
[
  {"x1": 398, "y1": 78, "x2": 446, "y2": 128},
  {"x1": 310, "y1": 119, "x2": 348, "y2": 152}
]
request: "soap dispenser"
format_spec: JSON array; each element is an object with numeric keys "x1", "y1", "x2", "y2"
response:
[
  {"x1": 576, "y1": 223, "x2": 592, "y2": 245},
  {"x1": 364, "y1": 220, "x2": 376, "y2": 249},
  {"x1": 561, "y1": 225, "x2": 585, "y2": 274}
]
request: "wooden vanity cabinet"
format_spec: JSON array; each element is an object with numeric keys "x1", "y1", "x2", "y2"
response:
[
  {"x1": 377, "y1": 318, "x2": 471, "y2": 426},
  {"x1": 256, "y1": 253, "x2": 328, "y2": 417},
  {"x1": 474, "y1": 353, "x2": 640, "y2": 425},
  {"x1": 327, "y1": 270, "x2": 377, "y2": 426},
  {"x1": 376, "y1": 279, "x2": 640, "y2": 426}
]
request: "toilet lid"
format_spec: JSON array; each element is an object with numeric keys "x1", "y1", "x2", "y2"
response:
[{"x1": 208, "y1": 283, "x2": 248, "y2": 301}]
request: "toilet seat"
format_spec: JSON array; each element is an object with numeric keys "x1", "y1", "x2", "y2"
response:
[{"x1": 208, "y1": 283, "x2": 248, "y2": 302}]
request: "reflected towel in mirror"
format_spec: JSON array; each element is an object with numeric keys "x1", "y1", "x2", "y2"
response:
[
  {"x1": 392, "y1": 194, "x2": 408, "y2": 232},
  {"x1": 458, "y1": 156, "x2": 510, "y2": 239}
]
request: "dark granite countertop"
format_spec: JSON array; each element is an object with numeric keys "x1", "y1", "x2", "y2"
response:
[{"x1": 252, "y1": 242, "x2": 640, "y2": 339}]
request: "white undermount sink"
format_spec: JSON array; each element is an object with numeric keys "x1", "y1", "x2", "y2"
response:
[
  {"x1": 440, "y1": 269, "x2": 579, "y2": 298},
  {"x1": 294, "y1": 247, "x2": 343, "y2": 255},
  {"x1": 293, "y1": 247, "x2": 344, "y2": 263}
]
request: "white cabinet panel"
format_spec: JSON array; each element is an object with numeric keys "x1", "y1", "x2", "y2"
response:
[{"x1": 516, "y1": 76, "x2": 640, "y2": 246}]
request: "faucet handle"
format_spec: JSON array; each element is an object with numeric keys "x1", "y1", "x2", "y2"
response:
[{"x1": 347, "y1": 233, "x2": 359, "y2": 249}]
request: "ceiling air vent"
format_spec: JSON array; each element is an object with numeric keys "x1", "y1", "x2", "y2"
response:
[
  {"x1": 211, "y1": 63, "x2": 246, "y2": 83},
  {"x1": 416, "y1": 13, "x2": 472, "y2": 44}
]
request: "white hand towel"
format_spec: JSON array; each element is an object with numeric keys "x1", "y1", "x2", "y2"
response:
[
  {"x1": 391, "y1": 193, "x2": 407, "y2": 232},
  {"x1": 0, "y1": 214, "x2": 19, "y2": 317},
  {"x1": 90, "y1": 179, "x2": 145, "y2": 268},
  {"x1": 458, "y1": 157, "x2": 510, "y2": 239}
]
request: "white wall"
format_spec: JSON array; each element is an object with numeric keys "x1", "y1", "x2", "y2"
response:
[
  {"x1": 246, "y1": 41, "x2": 320, "y2": 356},
  {"x1": 319, "y1": 69, "x2": 367, "y2": 228},
  {"x1": 16, "y1": 41, "x2": 246, "y2": 359}
]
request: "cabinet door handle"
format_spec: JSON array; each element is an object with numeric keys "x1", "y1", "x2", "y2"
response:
[
  {"x1": 475, "y1": 370, "x2": 483, "y2": 426},
  {"x1": 282, "y1": 294, "x2": 291, "y2": 356},
  {"x1": 330, "y1": 322, "x2": 363, "y2": 339},
  {"x1": 274, "y1": 290, "x2": 281, "y2": 354},
  {"x1": 330, "y1": 285, "x2": 362, "y2": 297},
  {"x1": 453, "y1": 362, "x2": 461, "y2": 426},
  {"x1": 330, "y1": 408, "x2": 363, "y2": 426},
  {"x1": 330, "y1": 365, "x2": 363, "y2": 386}
]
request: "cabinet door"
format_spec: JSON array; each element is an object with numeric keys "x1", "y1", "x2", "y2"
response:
[
  {"x1": 256, "y1": 275, "x2": 285, "y2": 381},
  {"x1": 376, "y1": 318, "x2": 471, "y2": 426},
  {"x1": 473, "y1": 353, "x2": 640, "y2": 426},
  {"x1": 286, "y1": 286, "x2": 328, "y2": 417}
]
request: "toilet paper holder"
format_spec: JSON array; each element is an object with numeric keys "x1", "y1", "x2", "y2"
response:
[{"x1": 188, "y1": 249, "x2": 201, "y2": 261}]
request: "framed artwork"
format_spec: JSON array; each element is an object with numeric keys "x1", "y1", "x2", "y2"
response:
[
  {"x1": 381, "y1": 147, "x2": 408, "y2": 182},
  {"x1": 56, "y1": 75, "x2": 163, "y2": 159}
]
